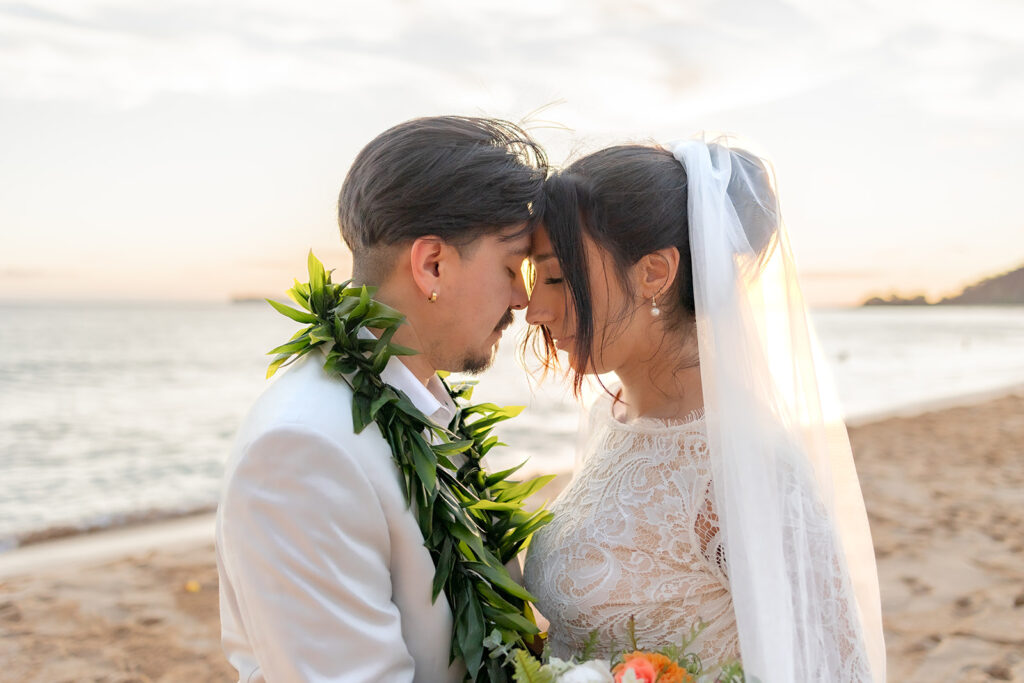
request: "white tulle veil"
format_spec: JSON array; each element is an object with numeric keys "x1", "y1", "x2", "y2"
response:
[{"x1": 669, "y1": 138, "x2": 886, "y2": 682}]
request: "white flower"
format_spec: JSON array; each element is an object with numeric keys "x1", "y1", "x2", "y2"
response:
[{"x1": 554, "y1": 659, "x2": 615, "y2": 683}]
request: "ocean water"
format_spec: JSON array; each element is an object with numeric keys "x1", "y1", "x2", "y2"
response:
[{"x1": 2, "y1": 303, "x2": 1024, "y2": 550}]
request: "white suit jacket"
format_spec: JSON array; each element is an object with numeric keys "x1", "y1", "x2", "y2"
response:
[{"x1": 216, "y1": 350, "x2": 466, "y2": 683}]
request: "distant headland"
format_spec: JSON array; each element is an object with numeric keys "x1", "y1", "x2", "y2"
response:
[{"x1": 862, "y1": 263, "x2": 1024, "y2": 307}]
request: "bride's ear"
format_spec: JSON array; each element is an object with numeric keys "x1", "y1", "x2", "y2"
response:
[{"x1": 636, "y1": 247, "x2": 680, "y2": 300}]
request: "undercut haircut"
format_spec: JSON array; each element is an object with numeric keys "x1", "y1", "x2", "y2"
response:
[{"x1": 338, "y1": 116, "x2": 548, "y2": 283}]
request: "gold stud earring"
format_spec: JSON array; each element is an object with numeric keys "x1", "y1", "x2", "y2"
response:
[
  {"x1": 651, "y1": 296, "x2": 661, "y2": 317},
  {"x1": 428, "y1": 290, "x2": 438, "y2": 303}
]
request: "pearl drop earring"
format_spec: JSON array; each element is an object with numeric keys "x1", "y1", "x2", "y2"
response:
[{"x1": 651, "y1": 296, "x2": 661, "y2": 317}]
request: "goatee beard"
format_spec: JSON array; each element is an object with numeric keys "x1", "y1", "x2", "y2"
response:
[
  {"x1": 460, "y1": 351, "x2": 494, "y2": 375},
  {"x1": 460, "y1": 310, "x2": 515, "y2": 374}
]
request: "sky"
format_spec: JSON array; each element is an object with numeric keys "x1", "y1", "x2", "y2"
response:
[{"x1": 1, "y1": 0, "x2": 1022, "y2": 306}]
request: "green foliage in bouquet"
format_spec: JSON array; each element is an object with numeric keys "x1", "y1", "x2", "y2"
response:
[
  {"x1": 509, "y1": 617, "x2": 750, "y2": 683},
  {"x1": 266, "y1": 252, "x2": 555, "y2": 682}
]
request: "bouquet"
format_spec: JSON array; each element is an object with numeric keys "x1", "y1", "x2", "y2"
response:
[{"x1": 504, "y1": 620, "x2": 747, "y2": 683}]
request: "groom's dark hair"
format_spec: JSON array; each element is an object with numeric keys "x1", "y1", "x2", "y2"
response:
[{"x1": 339, "y1": 116, "x2": 548, "y2": 283}]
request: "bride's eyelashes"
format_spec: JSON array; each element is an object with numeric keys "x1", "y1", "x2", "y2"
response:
[{"x1": 544, "y1": 277, "x2": 564, "y2": 285}]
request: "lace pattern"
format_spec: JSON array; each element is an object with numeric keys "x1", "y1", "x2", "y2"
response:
[
  {"x1": 771, "y1": 446, "x2": 873, "y2": 680},
  {"x1": 524, "y1": 393, "x2": 873, "y2": 680},
  {"x1": 523, "y1": 394, "x2": 740, "y2": 665}
]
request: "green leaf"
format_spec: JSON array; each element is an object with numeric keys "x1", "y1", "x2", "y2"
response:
[
  {"x1": 266, "y1": 336, "x2": 312, "y2": 356},
  {"x1": 432, "y1": 439, "x2": 475, "y2": 456},
  {"x1": 387, "y1": 343, "x2": 419, "y2": 357},
  {"x1": 484, "y1": 460, "x2": 528, "y2": 486},
  {"x1": 266, "y1": 354, "x2": 289, "y2": 379},
  {"x1": 480, "y1": 435, "x2": 506, "y2": 457},
  {"x1": 371, "y1": 325, "x2": 398, "y2": 359},
  {"x1": 496, "y1": 475, "x2": 556, "y2": 504},
  {"x1": 307, "y1": 250, "x2": 326, "y2": 293},
  {"x1": 331, "y1": 295, "x2": 360, "y2": 319},
  {"x1": 266, "y1": 298, "x2": 318, "y2": 324},
  {"x1": 287, "y1": 280, "x2": 311, "y2": 309},
  {"x1": 409, "y1": 436, "x2": 438, "y2": 494},
  {"x1": 392, "y1": 393, "x2": 427, "y2": 421},
  {"x1": 502, "y1": 509, "x2": 555, "y2": 548},
  {"x1": 350, "y1": 285, "x2": 371, "y2": 320},
  {"x1": 467, "y1": 499, "x2": 522, "y2": 512},
  {"x1": 368, "y1": 388, "x2": 397, "y2": 420},
  {"x1": 351, "y1": 392, "x2": 371, "y2": 434},
  {"x1": 447, "y1": 521, "x2": 487, "y2": 561},
  {"x1": 465, "y1": 562, "x2": 537, "y2": 603},
  {"x1": 323, "y1": 353, "x2": 357, "y2": 376},
  {"x1": 465, "y1": 408, "x2": 525, "y2": 435},
  {"x1": 464, "y1": 589, "x2": 486, "y2": 677},
  {"x1": 482, "y1": 605, "x2": 540, "y2": 635},
  {"x1": 461, "y1": 402, "x2": 503, "y2": 416},
  {"x1": 475, "y1": 580, "x2": 520, "y2": 614},
  {"x1": 341, "y1": 284, "x2": 378, "y2": 297},
  {"x1": 307, "y1": 252, "x2": 329, "y2": 315},
  {"x1": 308, "y1": 323, "x2": 334, "y2": 343},
  {"x1": 371, "y1": 349, "x2": 390, "y2": 375},
  {"x1": 431, "y1": 540, "x2": 456, "y2": 602}
]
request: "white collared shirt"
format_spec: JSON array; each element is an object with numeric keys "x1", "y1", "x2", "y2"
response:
[
  {"x1": 353, "y1": 327, "x2": 457, "y2": 428},
  {"x1": 379, "y1": 351, "x2": 457, "y2": 428}
]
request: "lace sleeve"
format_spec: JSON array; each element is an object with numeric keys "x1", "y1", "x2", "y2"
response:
[{"x1": 778, "y1": 454, "x2": 872, "y2": 681}]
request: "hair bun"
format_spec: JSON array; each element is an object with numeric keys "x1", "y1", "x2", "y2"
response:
[{"x1": 721, "y1": 146, "x2": 780, "y2": 260}]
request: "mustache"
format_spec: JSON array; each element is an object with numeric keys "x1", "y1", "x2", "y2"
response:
[{"x1": 495, "y1": 309, "x2": 515, "y2": 332}]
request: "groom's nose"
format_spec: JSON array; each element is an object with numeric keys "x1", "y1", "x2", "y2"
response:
[{"x1": 510, "y1": 270, "x2": 528, "y2": 310}]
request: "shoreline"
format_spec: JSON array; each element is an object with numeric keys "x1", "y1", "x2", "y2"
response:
[
  {"x1": 844, "y1": 380, "x2": 1024, "y2": 427},
  {"x1": 1, "y1": 390, "x2": 1022, "y2": 680},
  {"x1": 0, "y1": 473, "x2": 573, "y2": 580},
  {"x1": 0, "y1": 511, "x2": 217, "y2": 580},
  {"x1": 3, "y1": 380, "x2": 1023, "y2": 564}
]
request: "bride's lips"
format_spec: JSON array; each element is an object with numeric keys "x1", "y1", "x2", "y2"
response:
[{"x1": 554, "y1": 335, "x2": 575, "y2": 351}]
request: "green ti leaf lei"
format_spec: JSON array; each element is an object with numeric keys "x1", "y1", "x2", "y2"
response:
[{"x1": 266, "y1": 252, "x2": 555, "y2": 682}]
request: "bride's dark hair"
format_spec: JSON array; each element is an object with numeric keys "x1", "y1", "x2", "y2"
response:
[{"x1": 529, "y1": 143, "x2": 776, "y2": 395}]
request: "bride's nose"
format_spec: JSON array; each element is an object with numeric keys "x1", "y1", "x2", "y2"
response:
[{"x1": 526, "y1": 290, "x2": 555, "y2": 326}]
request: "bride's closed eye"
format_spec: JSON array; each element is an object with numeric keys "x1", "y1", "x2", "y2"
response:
[{"x1": 544, "y1": 276, "x2": 564, "y2": 285}]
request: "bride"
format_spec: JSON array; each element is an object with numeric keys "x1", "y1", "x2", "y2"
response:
[{"x1": 521, "y1": 139, "x2": 886, "y2": 681}]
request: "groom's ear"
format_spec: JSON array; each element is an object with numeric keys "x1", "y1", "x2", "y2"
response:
[
  {"x1": 409, "y1": 235, "x2": 448, "y2": 300},
  {"x1": 637, "y1": 246, "x2": 680, "y2": 299}
]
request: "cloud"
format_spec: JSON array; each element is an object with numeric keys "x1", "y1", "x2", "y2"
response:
[{"x1": 3, "y1": 0, "x2": 1002, "y2": 123}]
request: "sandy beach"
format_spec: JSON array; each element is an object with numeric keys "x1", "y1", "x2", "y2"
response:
[{"x1": 2, "y1": 392, "x2": 1023, "y2": 682}]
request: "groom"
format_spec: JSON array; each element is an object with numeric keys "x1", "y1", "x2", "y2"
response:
[{"x1": 216, "y1": 116, "x2": 547, "y2": 682}]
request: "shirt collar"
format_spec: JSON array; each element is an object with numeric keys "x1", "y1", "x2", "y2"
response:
[{"x1": 357, "y1": 328, "x2": 457, "y2": 427}]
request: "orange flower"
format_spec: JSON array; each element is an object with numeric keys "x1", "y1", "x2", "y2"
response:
[{"x1": 613, "y1": 651, "x2": 694, "y2": 683}]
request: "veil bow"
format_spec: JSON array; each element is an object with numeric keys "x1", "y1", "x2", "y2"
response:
[{"x1": 672, "y1": 139, "x2": 885, "y2": 682}]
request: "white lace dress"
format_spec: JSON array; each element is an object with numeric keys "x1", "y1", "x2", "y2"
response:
[{"x1": 523, "y1": 392, "x2": 741, "y2": 666}]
